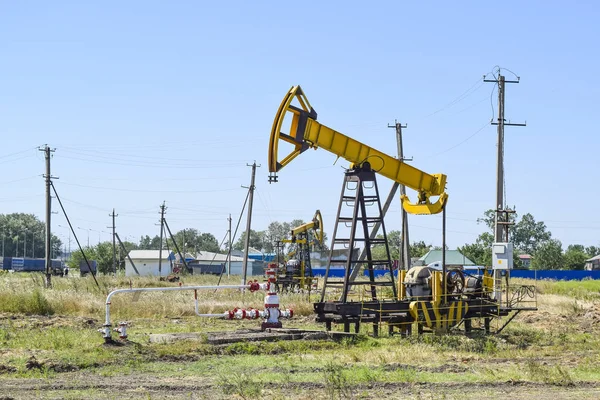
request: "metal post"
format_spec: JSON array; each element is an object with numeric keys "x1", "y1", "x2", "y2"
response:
[
  {"x1": 484, "y1": 71, "x2": 525, "y2": 303},
  {"x1": 110, "y1": 209, "x2": 118, "y2": 276},
  {"x1": 158, "y1": 202, "x2": 166, "y2": 276},
  {"x1": 442, "y1": 205, "x2": 447, "y2": 304},
  {"x1": 228, "y1": 214, "x2": 232, "y2": 277},
  {"x1": 484, "y1": 72, "x2": 525, "y2": 241},
  {"x1": 242, "y1": 162, "x2": 259, "y2": 284},
  {"x1": 495, "y1": 75, "x2": 505, "y2": 242},
  {"x1": 163, "y1": 217, "x2": 189, "y2": 273},
  {"x1": 42, "y1": 145, "x2": 53, "y2": 288},
  {"x1": 389, "y1": 121, "x2": 411, "y2": 270}
]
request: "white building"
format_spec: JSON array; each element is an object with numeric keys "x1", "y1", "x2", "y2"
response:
[
  {"x1": 190, "y1": 251, "x2": 246, "y2": 275},
  {"x1": 126, "y1": 250, "x2": 175, "y2": 277}
]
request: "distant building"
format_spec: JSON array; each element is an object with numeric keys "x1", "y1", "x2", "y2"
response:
[
  {"x1": 188, "y1": 251, "x2": 244, "y2": 275},
  {"x1": 518, "y1": 254, "x2": 532, "y2": 268},
  {"x1": 415, "y1": 250, "x2": 475, "y2": 269},
  {"x1": 217, "y1": 249, "x2": 265, "y2": 276},
  {"x1": 126, "y1": 250, "x2": 175, "y2": 277},
  {"x1": 585, "y1": 255, "x2": 600, "y2": 271}
]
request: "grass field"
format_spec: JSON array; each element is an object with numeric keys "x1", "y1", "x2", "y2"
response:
[{"x1": 1, "y1": 272, "x2": 600, "y2": 399}]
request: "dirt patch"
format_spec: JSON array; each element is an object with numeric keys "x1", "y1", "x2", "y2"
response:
[
  {"x1": 0, "y1": 315, "x2": 98, "y2": 331},
  {"x1": 1, "y1": 374, "x2": 600, "y2": 399},
  {"x1": 382, "y1": 363, "x2": 468, "y2": 374},
  {"x1": 46, "y1": 362, "x2": 80, "y2": 373},
  {"x1": 0, "y1": 365, "x2": 16, "y2": 374},
  {"x1": 24, "y1": 357, "x2": 43, "y2": 371}
]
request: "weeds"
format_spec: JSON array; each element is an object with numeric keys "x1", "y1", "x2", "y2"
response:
[
  {"x1": 532, "y1": 278, "x2": 600, "y2": 301},
  {"x1": 526, "y1": 360, "x2": 575, "y2": 386},
  {"x1": 407, "y1": 333, "x2": 499, "y2": 354},
  {"x1": 0, "y1": 273, "x2": 598, "y2": 398},
  {"x1": 0, "y1": 287, "x2": 54, "y2": 315},
  {"x1": 323, "y1": 361, "x2": 352, "y2": 400},
  {"x1": 217, "y1": 371, "x2": 262, "y2": 400}
]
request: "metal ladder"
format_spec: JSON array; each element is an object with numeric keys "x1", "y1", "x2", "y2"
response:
[{"x1": 320, "y1": 164, "x2": 397, "y2": 303}]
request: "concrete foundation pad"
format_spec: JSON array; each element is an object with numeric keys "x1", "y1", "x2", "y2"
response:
[{"x1": 148, "y1": 328, "x2": 356, "y2": 345}]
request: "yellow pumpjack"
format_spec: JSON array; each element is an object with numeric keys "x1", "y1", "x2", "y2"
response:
[{"x1": 268, "y1": 85, "x2": 448, "y2": 215}]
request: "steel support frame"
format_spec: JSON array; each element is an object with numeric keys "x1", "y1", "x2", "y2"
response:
[{"x1": 320, "y1": 166, "x2": 396, "y2": 304}]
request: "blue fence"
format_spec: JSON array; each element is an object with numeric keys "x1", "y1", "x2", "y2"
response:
[
  {"x1": 311, "y1": 268, "x2": 600, "y2": 281},
  {"x1": 509, "y1": 270, "x2": 600, "y2": 281},
  {"x1": 312, "y1": 268, "x2": 391, "y2": 278}
]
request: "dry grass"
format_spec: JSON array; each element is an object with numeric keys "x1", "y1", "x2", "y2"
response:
[
  {"x1": 1, "y1": 272, "x2": 600, "y2": 399},
  {"x1": 0, "y1": 272, "x2": 317, "y2": 320}
]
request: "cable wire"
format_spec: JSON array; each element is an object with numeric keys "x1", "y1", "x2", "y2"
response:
[
  {"x1": 50, "y1": 181, "x2": 101, "y2": 291},
  {"x1": 216, "y1": 190, "x2": 250, "y2": 286}
]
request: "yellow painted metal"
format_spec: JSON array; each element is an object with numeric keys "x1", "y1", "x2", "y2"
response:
[
  {"x1": 268, "y1": 85, "x2": 448, "y2": 215},
  {"x1": 410, "y1": 300, "x2": 468, "y2": 331},
  {"x1": 288, "y1": 209, "x2": 323, "y2": 244},
  {"x1": 280, "y1": 210, "x2": 323, "y2": 291},
  {"x1": 431, "y1": 271, "x2": 442, "y2": 305},
  {"x1": 483, "y1": 269, "x2": 494, "y2": 294},
  {"x1": 397, "y1": 270, "x2": 406, "y2": 300}
]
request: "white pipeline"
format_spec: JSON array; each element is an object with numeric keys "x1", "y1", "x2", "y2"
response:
[{"x1": 102, "y1": 282, "x2": 269, "y2": 341}]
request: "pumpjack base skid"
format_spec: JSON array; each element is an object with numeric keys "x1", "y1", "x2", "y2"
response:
[{"x1": 313, "y1": 299, "x2": 524, "y2": 335}]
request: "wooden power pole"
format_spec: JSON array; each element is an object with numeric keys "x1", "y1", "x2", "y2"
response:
[
  {"x1": 484, "y1": 73, "x2": 525, "y2": 242},
  {"x1": 241, "y1": 162, "x2": 259, "y2": 284},
  {"x1": 40, "y1": 145, "x2": 55, "y2": 288},
  {"x1": 158, "y1": 202, "x2": 166, "y2": 275},
  {"x1": 109, "y1": 208, "x2": 118, "y2": 276},
  {"x1": 388, "y1": 121, "x2": 412, "y2": 270}
]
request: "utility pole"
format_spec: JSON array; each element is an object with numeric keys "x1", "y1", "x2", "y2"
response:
[
  {"x1": 388, "y1": 121, "x2": 412, "y2": 270},
  {"x1": 227, "y1": 214, "x2": 232, "y2": 277},
  {"x1": 40, "y1": 145, "x2": 56, "y2": 288},
  {"x1": 241, "y1": 162, "x2": 259, "y2": 285},
  {"x1": 158, "y1": 202, "x2": 166, "y2": 276},
  {"x1": 484, "y1": 73, "x2": 525, "y2": 242},
  {"x1": 485, "y1": 71, "x2": 525, "y2": 305},
  {"x1": 109, "y1": 209, "x2": 118, "y2": 276}
]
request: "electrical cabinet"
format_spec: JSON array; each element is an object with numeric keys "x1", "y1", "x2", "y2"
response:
[{"x1": 492, "y1": 243, "x2": 513, "y2": 270}]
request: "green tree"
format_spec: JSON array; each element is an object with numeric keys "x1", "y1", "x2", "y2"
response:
[
  {"x1": 410, "y1": 240, "x2": 432, "y2": 258},
  {"x1": 531, "y1": 239, "x2": 563, "y2": 270},
  {"x1": 138, "y1": 235, "x2": 162, "y2": 250},
  {"x1": 477, "y1": 208, "x2": 518, "y2": 235},
  {"x1": 117, "y1": 240, "x2": 138, "y2": 270},
  {"x1": 475, "y1": 209, "x2": 552, "y2": 257},
  {"x1": 371, "y1": 233, "x2": 431, "y2": 262},
  {"x1": 512, "y1": 213, "x2": 552, "y2": 255},
  {"x1": 264, "y1": 221, "x2": 290, "y2": 253},
  {"x1": 563, "y1": 244, "x2": 588, "y2": 270},
  {"x1": 0, "y1": 213, "x2": 61, "y2": 258},
  {"x1": 68, "y1": 241, "x2": 116, "y2": 274},
  {"x1": 458, "y1": 241, "x2": 488, "y2": 266},
  {"x1": 586, "y1": 246, "x2": 600, "y2": 257},
  {"x1": 370, "y1": 230, "x2": 399, "y2": 262},
  {"x1": 167, "y1": 229, "x2": 220, "y2": 254},
  {"x1": 234, "y1": 230, "x2": 265, "y2": 252}
]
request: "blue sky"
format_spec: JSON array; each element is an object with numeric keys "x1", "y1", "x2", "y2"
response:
[{"x1": 1, "y1": 1, "x2": 599, "y2": 251}]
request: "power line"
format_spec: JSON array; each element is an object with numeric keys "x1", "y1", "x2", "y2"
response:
[
  {"x1": 61, "y1": 148, "x2": 248, "y2": 164},
  {"x1": 0, "y1": 147, "x2": 38, "y2": 160},
  {"x1": 419, "y1": 77, "x2": 485, "y2": 119},
  {"x1": 58, "y1": 155, "x2": 246, "y2": 169},
  {"x1": 57, "y1": 181, "x2": 240, "y2": 193},
  {"x1": 426, "y1": 122, "x2": 490, "y2": 158},
  {"x1": 0, "y1": 176, "x2": 40, "y2": 185}
]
